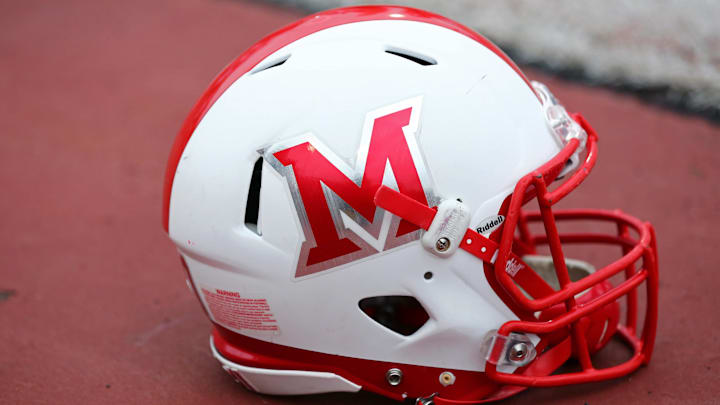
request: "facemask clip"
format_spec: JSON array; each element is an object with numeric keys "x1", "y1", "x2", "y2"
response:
[
  {"x1": 481, "y1": 330, "x2": 537, "y2": 368},
  {"x1": 533, "y1": 81, "x2": 588, "y2": 178}
]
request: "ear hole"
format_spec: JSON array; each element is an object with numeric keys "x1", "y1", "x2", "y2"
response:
[
  {"x1": 359, "y1": 296, "x2": 429, "y2": 336},
  {"x1": 251, "y1": 54, "x2": 290, "y2": 74},
  {"x1": 244, "y1": 157, "x2": 263, "y2": 235},
  {"x1": 385, "y1": 47, "x2": 437, "y2": 66}
]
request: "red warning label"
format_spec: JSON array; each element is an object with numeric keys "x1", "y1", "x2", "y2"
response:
[{"x1": 201, "y1": 288, "x2": 279, "y2": 332}]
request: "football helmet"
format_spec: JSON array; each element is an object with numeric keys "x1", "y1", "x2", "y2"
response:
[{"x1": 163, "y1": 6, "x2": 658, "y2": 404}]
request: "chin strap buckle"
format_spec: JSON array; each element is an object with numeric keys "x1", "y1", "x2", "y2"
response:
[
  {"x1": 421, "y1": 198, "x2": 471, "y2": 257},
  {"x1": 374, "y1": 185, "x2": 470, "y2": 258},
  {"x1": 374, "y1": 185, "x2": 558, "y2": 300}
]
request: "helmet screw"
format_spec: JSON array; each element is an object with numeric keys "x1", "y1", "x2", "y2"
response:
[
  {"x1": 435, "y1": 237, "x2": 450, "y2": 252},
  {"x1": 508, "y1": 342, "x2": 529, "y2": 364},
  {"x1": 386, "y1": 368, "x2": 403, "y2": 386},
  {"x1": 439, "y1": 371, "x2": 455, "y2": 387}
]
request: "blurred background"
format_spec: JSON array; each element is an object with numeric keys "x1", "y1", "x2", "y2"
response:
[
  {"x1": 270, "y1": 0, "x2": 720, "y2": 121},
  {"x1": 1, "y1": 0, "x2": 718, "y2": 404}
]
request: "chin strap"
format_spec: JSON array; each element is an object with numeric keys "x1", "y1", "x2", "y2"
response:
[{"x1": 374, "y1": 186, "x2": 555, "y2": 299}]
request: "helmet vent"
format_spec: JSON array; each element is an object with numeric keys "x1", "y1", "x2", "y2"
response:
[
  {"x1": 359, "y1": 296, "x2": 429, "y2": 336},
  {"x1": 385, "y1": 47, "x2": 437, "y2": 66},
  {"x1": 244, "y1": 157, "x2": 263, "y2": 235},
  {"x1": 251, "y1": 54, "x2": 290, "y2": 74}
]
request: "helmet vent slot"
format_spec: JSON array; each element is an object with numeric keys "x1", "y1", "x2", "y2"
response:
[
  {"x1": 244, "y1": 157, "x2": 263, "y2": 235},
  {"x1": 359, "y1": 295, "x2": 429, "y2": 336},
  {"x1": 251, "y1": 54, "x2": 290, "y2": 74},
  {"x1": 385, "y1": 47, "x2": 436, "y2": 66}
]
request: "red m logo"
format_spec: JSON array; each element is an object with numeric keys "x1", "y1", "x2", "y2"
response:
[{"x1": 263, "y1": 98, "x2": 438, "y2": 277}]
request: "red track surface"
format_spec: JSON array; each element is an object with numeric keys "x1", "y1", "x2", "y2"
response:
[{"x1": 1, "y1": 0, "x2": 718, "y2": 403}]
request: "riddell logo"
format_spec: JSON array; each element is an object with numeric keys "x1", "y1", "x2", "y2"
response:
[
  {"x1": 476, "y1": 215, "x2": 505, "y2": 235},
  {"x1": 262, "y1": 97, "x2": 439, "y2": 278}
]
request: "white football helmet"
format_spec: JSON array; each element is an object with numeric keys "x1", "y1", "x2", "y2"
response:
[{"x1": 163, "y1": 6, "x2": 659, "y2": 404}]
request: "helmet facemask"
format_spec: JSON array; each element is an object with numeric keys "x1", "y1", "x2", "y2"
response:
[{"x1": 374, "y1": 84, "x2": 659, "y2": 401}]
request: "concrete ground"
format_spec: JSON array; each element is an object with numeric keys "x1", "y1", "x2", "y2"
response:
[{"x1": 1, "y1": 0, "x2": 718, "y2": 404}]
